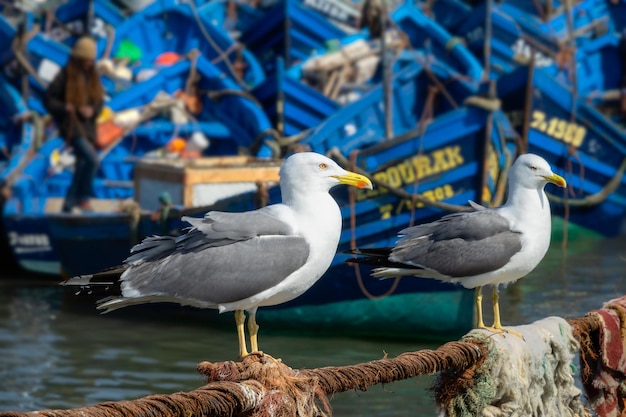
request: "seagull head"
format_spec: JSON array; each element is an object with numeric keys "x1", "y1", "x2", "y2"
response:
[
  {"x1": 509, "y1": 153, "x2": 567, "y2": 191},
  {"x1": 280, "y1": 152, "x2": 373, "y2": 194}
]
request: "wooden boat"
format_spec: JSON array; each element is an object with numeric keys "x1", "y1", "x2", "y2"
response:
[
  {"x1": 251, "y1": 0, "x2": 483, "y2": 145},
  {"x1": 496, "y1": 65, "x2": 626, "y2": 236}
]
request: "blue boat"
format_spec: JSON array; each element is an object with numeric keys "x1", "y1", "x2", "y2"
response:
[
  {"x1": 298, "y1": 52, "x2": 483, "y2": 155},
  {"x1": 252, "y1": 0, "x2": 483, "y2": 143},
  {"x1": 2, "y1": 53, "x2": 273, "y2": 275},
  {"x1": 496, "y1": 65, "x2": 626, "y2": 236},
  {"x1": 253, "y1": 57, "x2": 340, "y2": 140}
]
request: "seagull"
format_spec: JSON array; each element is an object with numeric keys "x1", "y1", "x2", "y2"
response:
[
  {"x1": 346, "y1": 153, "x2": 566, "y2": 336},
  {"x1": 63, "y1": 152, "x2": 373, "y2": 358}
]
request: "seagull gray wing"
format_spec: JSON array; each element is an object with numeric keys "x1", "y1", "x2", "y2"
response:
[
  {"x1": 117, "y1": 205, "x2": 309, "y2": 305},
  {"x1": 390, "y1": 210, "x2": 522, "y2": 277},
  {"x1": 177, "y1": 206, "x2": 295, "y2": 251},
  {"x1": 120, "y1": 236, "x2": 310, "y2": 305}
]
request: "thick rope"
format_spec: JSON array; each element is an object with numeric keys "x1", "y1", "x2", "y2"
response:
[
  {"x1": 0, "y1": 381, "x2": 265, "y2": 417},
  {"x1": 298, "y1": 341, "x2": 485, "y2": 393}
]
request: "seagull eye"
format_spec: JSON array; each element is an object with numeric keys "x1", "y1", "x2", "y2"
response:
[
  {"x1": 530, "y1": 165, "x2": 537, "y2": 171},
  {"x1": 318, "y1": 163, "x2": 328, "y2": 170}
]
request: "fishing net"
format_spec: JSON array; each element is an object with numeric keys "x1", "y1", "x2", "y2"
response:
[{"x1": 434, "y1": 317, "x2": 590, "y2": 417}]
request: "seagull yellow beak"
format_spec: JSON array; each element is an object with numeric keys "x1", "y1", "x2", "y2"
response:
[
  {"x1": 334, "y1": 171, "x2": 373, "y2": 190},
  {"x1": 544, "y1": 173, "x2": 567, "y2": 188}
]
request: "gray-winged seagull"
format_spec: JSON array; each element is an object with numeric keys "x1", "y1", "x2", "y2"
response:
[
  {"x1": 346, "y1": 153, "x2": 566, "y2": 336},
  {"x1": 63, "y1": 152, "x2": 373, "y2": 357}
]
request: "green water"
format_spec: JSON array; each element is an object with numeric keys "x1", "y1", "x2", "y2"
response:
[{"x1": 0, "y1": 232, "x2": 624, "y2": 415}]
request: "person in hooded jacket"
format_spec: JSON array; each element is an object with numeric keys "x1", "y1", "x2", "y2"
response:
[{"x1": 44, "y1": 36, "x2": 104, "y2": 213}]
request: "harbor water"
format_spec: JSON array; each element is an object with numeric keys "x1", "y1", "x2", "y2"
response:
[{"x1": 1, "y1": 230, "x2": 625, "y2": 415}]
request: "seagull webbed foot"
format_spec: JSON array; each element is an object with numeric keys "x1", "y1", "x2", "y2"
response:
[{"x1": 478, "y1": 324, "x2": 525, "y2": 340}]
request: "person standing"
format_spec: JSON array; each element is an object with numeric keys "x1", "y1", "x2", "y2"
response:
[{"x1": 44, "y1": 36, "x2": 104, "y2": 213}]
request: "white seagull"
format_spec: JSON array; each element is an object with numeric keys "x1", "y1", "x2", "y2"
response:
[
  {"x1": 63, "y1": 152, "x2": 372, "y2": 357},
  {"x1": 347, "y1": 153, "x2": 566, "y2": 336}
]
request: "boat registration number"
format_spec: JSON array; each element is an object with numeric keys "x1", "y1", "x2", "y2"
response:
[
  {"x1": 530, "y1": 110, "x2": 586, "y2": 147},
  {"x1": 378, "y1": 185, "x2": 455, "y2": 220}
]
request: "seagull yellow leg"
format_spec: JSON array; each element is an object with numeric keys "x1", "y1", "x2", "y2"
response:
[
  {"x1": 475, "y1": 287, "x2": 505, "y2": 336},
  {"x1": 235, "y1": 310, "x2": 249, "y2": 358},
  {"x1": 491, "y1": 286, "x2": 503, "y2": 330},
  {"x1": 481, "y1": 286, "x2": 524, "y2": 339},
  {"x1": 248, "y1": 310, "x2": 261, "y2": 354},
  {"x1": 475, "y1": 286, "x2": 486, "y2": 329}
]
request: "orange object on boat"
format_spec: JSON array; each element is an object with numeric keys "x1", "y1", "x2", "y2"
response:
[
  {"x1": 96, "y1": 119, "x2": 125, "y2": 149},
  {"x1": 155, "y1": 52, "x2": 180, "y2": 66},
  {"x1": 166, "y1": 137, "x2": 187, "y2": 153}
]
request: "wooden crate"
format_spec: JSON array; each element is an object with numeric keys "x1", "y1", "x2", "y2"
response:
[{"x1": 134, "y1": 156, "x2": 282, "y2": 211}]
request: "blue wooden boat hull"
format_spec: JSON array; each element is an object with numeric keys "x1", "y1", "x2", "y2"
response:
[
  {"x1": 497, "y1": 66, "x2": 626, "y2": 236},
  {"x1": 3, "y1": 215, "x2": 60, "y2": 275},
  {"x1": 49, "y1": 212, "x2": 161, "y2": 277}
]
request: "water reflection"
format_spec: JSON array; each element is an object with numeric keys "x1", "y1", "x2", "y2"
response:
[
  {"x1": 0, "y1": 279, "x2": 438, "y2": 414},
  {"x1": 0, "y1": 285, "x2": 62, "y2": 409},
  {"x1": 502, "y1": 235, "x2": 626, "y2": 326}
]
